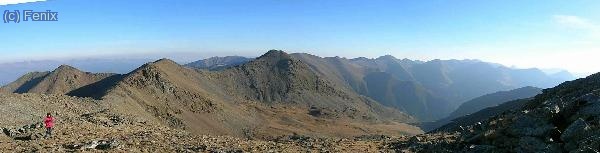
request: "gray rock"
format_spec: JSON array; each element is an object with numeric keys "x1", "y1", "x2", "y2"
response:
[
  {"x1": 578, "y1": 93, "x2": 599, "y2": 103},
  {"x1": 571, "y1": 135, "x2": 600, "y2": 153},
  {"x1": 507, "y1": 115, "x2": 554, "y2": 137},
  {"x1": 549, "y1": 105, "x2": 560, "y2": 114},
  {"x1": 466, "y1": 145, "x2": 496, "y2": 153},
  {"x1": 83, "y1": 140, "x2": 99, "y2": 149},
  {"x1": 561, "y1": 118, "x2": 590, "y2": 141},
  {"x1": 577, "y1": 101, "x2": 600, "y2": 116},
  {"x1": 63, "y1": 144, "x2": 82, "y2": 150},
  {"x1": 516, "y1": 137, "x2": 560, "y2": 153},
  {"x1": 17, "y1": 128, "x2": 26, "y2": 133},
  {"x1": 95, "y1": 140, "x2": 118, "y2": 150},
  {"x1": 2, "y1": 128, "x2": 15, "y2": 137}
]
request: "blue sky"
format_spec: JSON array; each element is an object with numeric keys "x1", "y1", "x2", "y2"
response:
[{"x1": 0, "y1": 0, "x2": 599, "y2": 75}]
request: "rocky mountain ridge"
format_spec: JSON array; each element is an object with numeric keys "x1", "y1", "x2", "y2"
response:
[
  {"x1": 0, "y1": 65, "x2": 116, "y2": 95},
  {"x1": 2, "y1": 50, "x2": 421, "y2": 141},
  {"x1": 389, "y1": 72, "x2": 600, "y2": 152}
]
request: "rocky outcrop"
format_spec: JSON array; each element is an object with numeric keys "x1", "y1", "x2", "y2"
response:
[{"x1": 390, "y1": 73, "x2": 600, "y2": 152}]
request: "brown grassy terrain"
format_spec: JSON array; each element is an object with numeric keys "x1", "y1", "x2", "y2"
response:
[{"x1": 0, "y1": 50, "x2": 425, "y2": 152}]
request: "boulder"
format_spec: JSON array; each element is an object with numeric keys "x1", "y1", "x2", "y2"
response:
[
  {"x1": 561, "y1": 118, "x2": 590, "y2": 142},
  {"x1": 577, "y1": 93, "x2": 599, "y2": 103},
  {"x1": 2, "y1": 128, "x2": 16, "y2": 137},
  {"x1": 577, "y1": 101, "x2": 600, "y2": 116},
  {"x1": 507, "y1": 115, "x2": 554, "y2": 137},
  {"x1": 63, "y1": 144, "x2": 82, "y2": 150},
  {"x1": 1, "y1": 127, "x2": 8, "y2": 136},
  {"x1": 516, "y1": 137, "x2": 561, "y2": 153},
  {"x1": 465, "y1": 145, "x2": 496, "y2": 153},
  {"x1": 83, "y1": 140, "x2": 99, "y2": 149}
]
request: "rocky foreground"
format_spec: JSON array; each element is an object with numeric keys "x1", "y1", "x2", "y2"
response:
[
  {"x1": 390, "y1": 74, "x2": 600, "y2": 153},
  {"x1": 0, "y1": 93, "x2": 412, "y2": 152},
  {"x1": 1, "y1": 120, "x2": 410, "y2": 152},
  {"x1": 3, "y1": 82, "x2": 600, "y2": 152}
]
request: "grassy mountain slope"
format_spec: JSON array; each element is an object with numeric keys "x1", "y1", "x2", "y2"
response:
[
  {"x1": 291, "y1": 53, "x2": 450, "y2": 121},
  {"x1": 98, "y1": 50, "x2": 420, "y2": 138},
  {"x1": 0, "y1": 65, "x2": 115, "y2": 95}
]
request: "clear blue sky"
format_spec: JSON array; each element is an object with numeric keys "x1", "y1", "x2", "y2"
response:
[{"x1": 1, "y1": 0, "x2": 599, "y2": 75}]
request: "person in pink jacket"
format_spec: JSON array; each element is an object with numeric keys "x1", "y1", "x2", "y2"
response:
[{"x1": 44, "y1": 113, "x2": 54, "y2": 138}]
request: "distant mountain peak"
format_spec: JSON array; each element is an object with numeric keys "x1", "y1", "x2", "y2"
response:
[
  {"x1": 152, "y1": 58, "x2": 178, "y2": 65},
  {"x1": 259, "y1": 50, "x2": 291, "y2": 59},
  {"x1": 54, "y1": 64, "x2": 81, "y2": 73},
  {"x1": 352, "y1": 57, "x2": 370, "y2": 61},
  {"x1": 136, "y1": 58, "x2": 182, "y2": 72},
  {"x1": 376, "y1": 55, "x2": 398, "y2": 61},
  {"x1": 1, "y1": 64, "x2": 116, "y2": 95},
  {"x1": 185, "y1": 56, "x2": 253, "y2": 70}
]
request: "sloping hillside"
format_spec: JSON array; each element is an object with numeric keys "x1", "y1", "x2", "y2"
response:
[
  {"x1": 362, "y1": 72, "x2": 452, "y2": 121},
  {"x1": 354, "y1": 57, "x2": 571, "y2": 110},
  {"x1": 0, "y1": 71, "x2": 49, "y2": 93},
  {"x1": 447, "y1": 86, "x2": 542, "y2": 121},
  {"x1": 291, "y1": 53, "x2": 450, "y2": 121},
  {"x1": 431, "y1": 98, "x2": 532, "y2": 133},
  {"x1": 420, "y1": 87, "x2": 541, "y2": 131},
  {"x1": 389, "y1": 73, "x2": 600, "y2": 152},
  {"x1": 182, "y1": 53, "x2": 573, "y2": 122},
  {"x1": 99, "y1": 50, "x2": 420, "y2": 138},
  {"x1": 0, "y1": 65, "x2": 116, "y2": 95}
]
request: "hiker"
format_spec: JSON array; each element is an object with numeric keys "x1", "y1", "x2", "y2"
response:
[{"x1": 44, "y1": 113, "x2": 54, "y2": 138}]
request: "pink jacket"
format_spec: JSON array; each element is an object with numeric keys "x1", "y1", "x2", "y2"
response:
[{"x1": 44, "y1": 117, "x2": 54, "y2": 128}]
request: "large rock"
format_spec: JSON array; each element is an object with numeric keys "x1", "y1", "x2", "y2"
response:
[
  {"x1": 576, "y1": 99, "x2": 600, "y2": 116},
  {"x1": 516, "y1": 137, "x2": 561, "y2": 153},
  {"x1": 465, "y1": 145, "x2": 496, "y2": 153},
  {"x1": 561, "y1": 118, "x2": 590, "y2": 141},
  {"x1": 2, "y1": 128, "x2": 16, "y2": 137},
  {"x1": 577, "y1": 93, "x2": 599, "y2": 103},
  {"x1": 506, "y1": 115, "x2": 554, "y2": 137}
]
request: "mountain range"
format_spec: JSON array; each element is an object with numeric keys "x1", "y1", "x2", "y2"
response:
[
  {"x1": 1, "y1": 50, "x2": 421, "y2": 138},
  {"x1": 185, "y1": 52, "x2": 574, "y2": 121},
  {"x1": 0, "y1": 59, "x2": 153, "y2": 86},
  {"x1": 1, "y1": 50, "x2": 592, "y2": 152},
  {"x1": 0, "y1": 50, "x2": 576, "y2": 134}
]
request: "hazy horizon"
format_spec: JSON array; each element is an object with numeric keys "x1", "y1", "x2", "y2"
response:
[
  {"x1": 1, "y1": 0, "x2": 599, "y2": 75},
  {"x1": 0, "y1": 50, "x2": 590, "y2": 77}
]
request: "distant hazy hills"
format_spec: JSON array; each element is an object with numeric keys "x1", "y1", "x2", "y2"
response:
[
  {"x1": 187, "y1": 53, "x2": 573, "y2": 121},
  {"x1": 420, "y1": 86, "x2": 542, "y2": 131},
  {"x1": 185, "y1": 56, "x2": 253, "y2": 70},
  {"x1": 0, "y1": 65, "x2": 116, "y2": 95},
  {"x1": 0, "y1": 59, "x2": 152, "y2": 86},
  {"x1": 446, "y1": 86, "x2": 542, "y2": 120}
]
